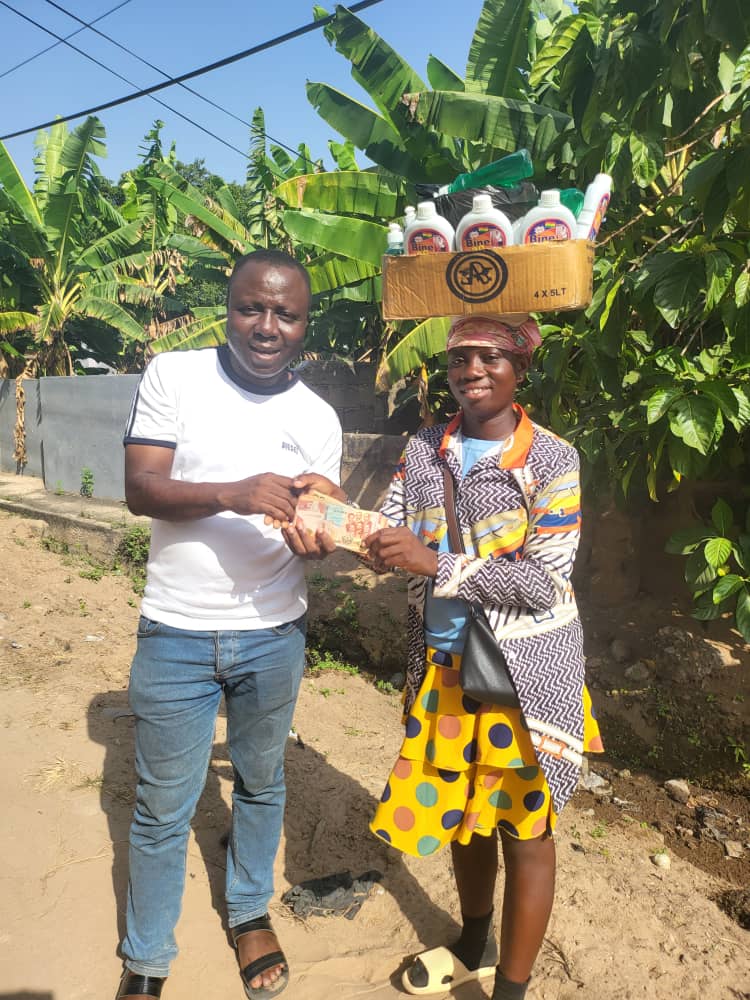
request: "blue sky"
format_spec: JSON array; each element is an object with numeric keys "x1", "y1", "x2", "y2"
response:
[{"x1": 1, "y1": 0, "x2": 487, "y2": 185}]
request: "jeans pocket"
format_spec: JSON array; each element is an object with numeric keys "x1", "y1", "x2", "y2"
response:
[
  {"x1": 271, "y1": 614, "x2": 306, "y2": 638},
  {"x1": 137, "y1": 615, "x2": 163, "y2": 639}
]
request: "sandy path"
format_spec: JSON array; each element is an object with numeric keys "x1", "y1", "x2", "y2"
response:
[{"x1": 0, "y1": 511, "x2": 748, "y2": 1000}]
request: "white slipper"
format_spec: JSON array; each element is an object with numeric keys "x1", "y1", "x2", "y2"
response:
[{"x1": 401, "y1": 945, "x2": 496, "y2": 996}]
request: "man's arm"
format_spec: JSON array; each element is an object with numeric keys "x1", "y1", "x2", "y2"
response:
[{"x1": 125, "y1": 444, "x2": 298, "y2": 523}]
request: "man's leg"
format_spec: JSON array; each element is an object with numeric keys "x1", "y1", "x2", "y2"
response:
[
  {"x1": 121, "y1": 620, "x2": 222, "y2": 980},
  {"x1": 222, "y1": 616, "x2": 306, "y2": 990}
]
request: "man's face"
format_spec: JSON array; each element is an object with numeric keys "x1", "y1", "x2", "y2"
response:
[{"x1": 225, "y1": 261, "x2": 310, "y2": 385}]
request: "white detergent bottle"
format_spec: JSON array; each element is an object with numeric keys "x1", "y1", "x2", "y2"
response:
[
  {"x1": 576, "y1": 172, "x2": 612, "y2": 241},
  {"x1": 404, "y1": 201, "x2": 455, "y2": 254},
  {"x1": 385, "y1": 222, "x2": 404, "y2": 255},
  {"x1": 517, "y1": 189, "x2": 577, "y2": 244},
  {"x1": 403, "y1": 205, "x2": 416, "y2": 229},
  {"x1": 455, "y1": 193, "x2": 514, "y2": 250}
]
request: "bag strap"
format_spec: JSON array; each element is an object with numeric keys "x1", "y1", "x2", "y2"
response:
[{"x1": 442, "y1": 464, "x2": 465, "y2": 555}]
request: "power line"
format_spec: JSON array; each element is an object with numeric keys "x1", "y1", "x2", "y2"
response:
[
  {"x1": 39, "y1": 0, "x2": 316, "y2": 166},
  {"x1": 0, "y1": 1, "x2": 250, "y2": 160},
  {"x1": 0, "y1": 0, "x2": 385, "y2": 143},
  {"x1": 0, "y1": 0, "x2": 134, "y2": 82}
]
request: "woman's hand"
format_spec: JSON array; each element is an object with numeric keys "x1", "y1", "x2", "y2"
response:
[
  {"x1": 292, "y1": 473, "x2": 348, "y2": 502},
  {"x1": 363, "y1": 526, "x2": 438, "y2": 577}
]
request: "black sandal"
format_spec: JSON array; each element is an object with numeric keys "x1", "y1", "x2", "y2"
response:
[
  {"x1": 232, "y1": 914, "x2": 289, "y2": 999},
  {"x1": 115, "y1": 971, "x2": 166, "y2": 998}
]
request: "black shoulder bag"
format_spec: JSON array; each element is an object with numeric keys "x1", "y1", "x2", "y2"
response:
[{"x1": 442, "y1": 465, "x2": 521, "y2": 709}]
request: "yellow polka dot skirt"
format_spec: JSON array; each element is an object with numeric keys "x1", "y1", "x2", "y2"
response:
[{"x1": 371, "y1": 647, "x2": 603, "y2": 858}]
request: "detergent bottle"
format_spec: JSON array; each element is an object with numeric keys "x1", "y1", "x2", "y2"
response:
[
  {"x1": 404, "y1": 201, "x2": 455, "y2": 254},
  {"x1": 516, "y1": 189, "x2": 577, "y2": 244},
  {"x1": 576, "y1": 173, "x2": 612, "y2": 241},
  {"x1": 385, "y1": 222, "x2": 404, "y2": 255},
  {"x1": 455, "y1": 193, "x2": 514, "y2": 250}
]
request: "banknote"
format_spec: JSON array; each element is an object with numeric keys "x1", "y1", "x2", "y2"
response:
[{"x1": 295, "y1": 490, "x2": 387, "y2": 553}]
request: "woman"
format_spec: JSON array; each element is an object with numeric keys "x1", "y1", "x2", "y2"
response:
[{"x1": 364, "y1": 315, "x2": 603, "y2": 1000}]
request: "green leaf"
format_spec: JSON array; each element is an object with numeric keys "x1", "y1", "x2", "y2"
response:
[
  {"x1": 704, "y1": 250, "x2": 734, "y2": 312},
  {"x1": 668, "y1": 395, "x2": 721, "y2": 455},
  {"x1": 528, "y1": 14, "x2": 586, "y2": 89},
  {"x1": 305, "y1": 253, "x2": 379, "y2": 295},
  {"x1": 375, "y1": 317, "x2": 452, "y2": 390},
  {"x1": 700, "y1": 380, "x2": 744, "y2": 432},
  {"x1": 712, "y1": 574, "x2": 744, "y2": 603},
  {"x1": 629, "y1": 132, "x2": 664, "y2": 188},
  {"x1": 306, "y1": 82, "x2": 413, "y2": 177},
  {"x1": 328, "y1": 140, "x2": 359, "y2": 171},
  {"x1": 646, "y1": 387, "x2": 682, "y2": 424},
  {"x1": 466, "y1": 0, "x2": 532, "y2": 97},
  {"x1": 0, "y1": 310, "x2": 38, "y2": 334},
  {"x1": 281, "y1": 210, "x2": 386, "y2": 268},
  {"x1": 426, "y1": 55, "x2": 465, "y2": 92},
  {"x1": 398, "y1": 90, "x2": 571, "y2": 161},
  {"x1": 274, "y1": 171, "x2": 400, "y2": 218},
  {"x1": 665, "y1": 525, "x2": 713, "y2": 555},
  {"x1": 151, "y1": 311, "x2": 226, "y2": 353},
  {"x1": 735, "y1": 587, "x2": 750, "y2": 642},
  {"x1": 77, "y1": 295, "x2": 146, "y2": 344},
  {"x1": 704, "y1": 536, "x2": 732, "y2": 569},
  {"x1": 712, "y1": 498, "x2": 734, "y2": 536},
  {"x1": 0, "y1": 140, "x2": 42, "y2": 226},
  {"x1": 320, "y1": 5, "x2": 425, "y2": 129},
  {"x1": 685, "y1": 549, "x2": 717, "y2": 589}
]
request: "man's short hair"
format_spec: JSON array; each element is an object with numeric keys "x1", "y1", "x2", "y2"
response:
[{"x1": 227, "y1": 249, "x2": 311, "y2": 304}]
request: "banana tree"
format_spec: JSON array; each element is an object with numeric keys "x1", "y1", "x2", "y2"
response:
[{"x1": 0, "y1": 117, "x2": 152, "y2": 377}]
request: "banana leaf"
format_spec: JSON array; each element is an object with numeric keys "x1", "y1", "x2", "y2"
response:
[
  {"x1": 76, "y1": 221, "x2": 145, "y2": 268},
  {"x1": 375, "y1": 317, "x2": 452, "y2": 391},
  {"x1": 78, "y1": 295, "x2": 147, "y2": 343},
  {"x1": 274, "y1": 171, "x2": 401, "y2": 218},
  {"x1": 528, "y1": 14, "x2": 587, "y2": 88},
  {"x1": 0, "y1": 310, "x2": 39, "y2": 334},
  {"x1": 305, "y1": 253, "x2": 379, "y2": 294},
  {"x1": 397, "y1": 90, "x2": 572, "y2": 162},
  {"x1": 151, "y1": 311, "x2": 226, "y2": 354},
  {"x1": 282, "y1": 210, "x2": 386, "y2": 268},
  {"x1": 321, "y1": 5, "x2": 425, "y2": 132},
  {"x1": 426, "y1": 56, "x2": 465, "y2": 92},
  {"x1": 306, "y1": 82, "x2": 414, "y2": 177},
  {"x1": 145, "y1": 178, "x2": 254, "y2": 255},
  {"x1": 0, "y1": 141, "x2": 41, "y2": 226},
  {"x1": 466, "y1": 0, "x2": 533, "y2": 98}
]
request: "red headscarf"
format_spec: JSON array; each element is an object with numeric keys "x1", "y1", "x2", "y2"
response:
[{"x1": 446, "y1": 315, "x2": 542, "y2": 362}]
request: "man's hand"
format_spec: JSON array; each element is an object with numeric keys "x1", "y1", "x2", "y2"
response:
[
  {"x1": 292, "y1": 472, "x2": 348, "y2": 503},
  {"x1": 363, "y1": 527, "x2": 438, "y2": 578},
  {"x1": 217, "y1": 473, "x2": 297, "y2": 523},
  {"x1": 282, "y1": 518, "x2": 337, "y2": 560}
]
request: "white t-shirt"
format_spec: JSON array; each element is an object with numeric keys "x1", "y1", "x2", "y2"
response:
[{"x1": 124, "y1": 347, "x2": 343, "y2": 630}]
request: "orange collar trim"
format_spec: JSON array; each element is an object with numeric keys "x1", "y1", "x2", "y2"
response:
[{"x1": 438, "y1": 404, "x2": 533, "y2": 469}]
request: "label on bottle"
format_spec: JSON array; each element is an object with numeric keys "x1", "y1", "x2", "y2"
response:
[
  {"x1": 523, "y1": 217, "x2": 572, "y2": 243},
  {"x1": 587, "y1": 193, "x2": 611, "y2": 241},
  {"x1": 407, "y1": 228, "x2": 451, "y2": 254},
  {"x1": 459, "y1": 222, "x2": 508, "y2": 250}
]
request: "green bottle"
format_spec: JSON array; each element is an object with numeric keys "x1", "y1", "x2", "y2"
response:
[
  {"x1": 559, "y1": 187, "x2": 585, "y2": 218},
  {"x1": 438, "y1": 149, "x2": 534, "y2": 195}
]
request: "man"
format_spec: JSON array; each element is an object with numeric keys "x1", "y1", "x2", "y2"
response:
[{"x1": 117, "y1": 249, "x2": 344, "y2": 1000}]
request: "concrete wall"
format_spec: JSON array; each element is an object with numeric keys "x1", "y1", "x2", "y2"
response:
[
  {"x1": 38, "y1": 374, "x2": 140, "y2": 499},
  {"x1": 0, "y1": 365, "x2": 401, "y2": 502},
  {"x1": 0, "y1": 378, "x2": 44, "y2": 478}
]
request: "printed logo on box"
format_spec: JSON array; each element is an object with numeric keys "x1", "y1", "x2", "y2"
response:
[{"x1": 445, "y1": 251, "x2": 508, "y2": 303}]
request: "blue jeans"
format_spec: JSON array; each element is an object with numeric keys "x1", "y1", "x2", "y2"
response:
[{"x1": 121, "y1": 614, "x2": 306, "y2": 977}]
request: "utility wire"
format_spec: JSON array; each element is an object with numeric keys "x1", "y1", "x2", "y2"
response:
[
  {"x1": 0, "y1": 0, "x2": 133, "y2": 82},
  {"x1": 0, "y1": 0, "x2": 384, "y2": 143},
  {"x1": 0, "y1": 1, "x2": 250, "y2": 160},
  {"x1": 39, "y1": 0, "x2": 316, "y2": 166}
]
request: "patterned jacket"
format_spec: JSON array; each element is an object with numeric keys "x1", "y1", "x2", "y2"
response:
[{"x1": 381, "y1": 405, "x2": 586, "y2": 811}]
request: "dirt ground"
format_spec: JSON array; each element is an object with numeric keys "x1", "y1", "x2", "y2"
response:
[{"x1": 0, "y1": 510, "x2": 749, "y2": 1000}]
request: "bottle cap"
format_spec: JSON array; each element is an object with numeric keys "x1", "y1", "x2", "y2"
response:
[
  {"x1": 416, "y1": 201, "x2": 437, "y2": 220},
  {"x1": 471, "y1": 193, "x2": 493, "y2": 212},
  {"x1": 388, "y1": 222, "x2": 402, "y2": 233},
  {"x1": 539, "y1": 189, "x2": 561, "y2": 207},
  {"x1": 404, "y1": 205, "x2": 416, "y2": 215}
]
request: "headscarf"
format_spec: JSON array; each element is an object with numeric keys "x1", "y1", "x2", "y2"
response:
[{"x1": 445, "y1": 314, "x2": 542, "y2": 363}]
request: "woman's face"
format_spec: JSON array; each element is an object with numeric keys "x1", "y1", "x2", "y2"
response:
[{"x1": 447, "y1": 345, "x2": 527, "y2": 419}]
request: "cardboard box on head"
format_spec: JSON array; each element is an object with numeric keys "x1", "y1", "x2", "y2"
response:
[{"x1": 381, "y1": 240, "x2": 594, "y2": 320}]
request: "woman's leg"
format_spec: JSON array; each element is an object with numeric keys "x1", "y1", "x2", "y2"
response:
[
  {"x1": 447, "y1": 832, "x2": 499, "y2": 968},
  {"x1": 496, "y1": 831, "x2": 556, "y2": 986}
]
